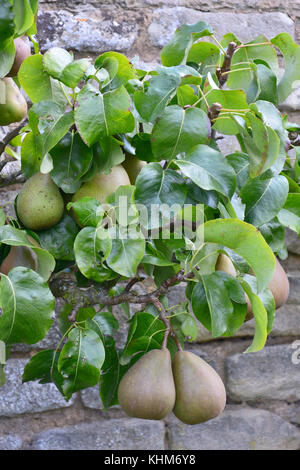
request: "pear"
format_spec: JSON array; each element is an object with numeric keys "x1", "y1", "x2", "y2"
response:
[
  {"x1": 172, "y1": 351, "x2": 226, "y2": 425},
  {"x1": 0, "y1": 78, "x2": 27, "y2": 126},
  {"x1": 17, "y1": 172, "x2": 64, "y2": 231},
  {"x1": 7, "y1": 36, "x2": 31, "y2": 77},
  {"x1": 122, "y1": 155, "x2": 146, "y2": 185},
  {"x1": 72, "y1": 165, "x2": 130, "y2": 204},
  {"x1": 118, "y1": 348, "x2": 176, "y2": 420},
  {"x1": 0, "y1": 245, "x2": 38, "y2": 275},
  {"x1": 215, "y1": 253, "x2": 290, "y2": 320}
]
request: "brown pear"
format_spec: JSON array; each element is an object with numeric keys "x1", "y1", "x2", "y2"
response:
[
  {"x1": 122, "y1": 155, "x2": 146, "y2": 184},
  {"x1": 7, "y1": 36, "x2": 31, "y2": 77},
  {"x1": 172, "y1": 351, "x2": 226, "y2": 425},
  {"x1": 215, "y1": 253, "x2": 290, "y2": 320},
  {"x1": 0, "y1": 245, "x2": 38, "y2": 275},
  {"x1": 0, "y1": 78, "x2": 27, "y2": 126},
  {"x1": 118, "y1": 348, "x2": 176, "y2": 420},
  {"x1": 17, "y1": 172, "x2": 64, "y2": 231}
]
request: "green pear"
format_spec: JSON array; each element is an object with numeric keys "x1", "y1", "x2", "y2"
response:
[
  {"x1": 0, "y1": 78, "x2": 27, "y2": 125},
  {"x1": 72, "y1": 164, "x2": 130, "y2": 204},
  {"x1": 172, "y1": 351, "x2": 226, "y2": 425},
  {"x1": 118, "y1": 348, "x2": 176, "y2": 420},
  {"x1": 17, "y1": 172, "x2": 64, "y2": 231},
  {"x1": 7, "y1": 36, "x2": 31, "y2": 77},
  {"x1": 0, "y1": 245, "x2": 38, "y2": 275},
  {"x1": 122, "y1": 155, "x2": 146, "y2": 185}
]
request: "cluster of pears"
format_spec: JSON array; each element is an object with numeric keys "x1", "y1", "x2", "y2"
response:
[
  {"x1": 118, "y1": 348, "x2": 226, "y2": 425},
  {"x1": 0, "y1": 37, "x2": 31, "y2": 126},
  {"x1": 16, "y1": 155, "x2": 145, "y2": 233},
  {"x1": 216, "y1": 253, "x2": 289, "y2": 319}
]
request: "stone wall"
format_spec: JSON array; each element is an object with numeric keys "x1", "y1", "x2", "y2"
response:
[{"x1": 0, "y1": 0, "x2": 300, "y2": 451}]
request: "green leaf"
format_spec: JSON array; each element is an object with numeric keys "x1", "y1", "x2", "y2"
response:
[
  {"x1": 0, "y1": 267, "x2": 55, "y2": 345},
  {"x1": 134, "y1": 72, "x2": 180, "y2": 122},
  {"x1": 88, "y1": 312, "x2": 119, "y2": 340},
  {"x1": 234, "y1": 113, "x2": 280, "y2": 177},
  {"x1": 226, "y1": 152, "x2": 250, "y2": 189},
  {"x1": 240, "y1": 280, "x2": 268, "y2": 353},
  {"x1": 277, "y1": 193, "x2": 300, "y2": 235},
  {"x1": 100, "y1": 336, "x2": 129, "y2": 408},
  {"x1": 37, "y1": 214, "x2": 79, "y2": 261},
  {"x1": 93, "y1": 137, "x2": 125, "y2": 173},
  {"x1": 75, "y1": 85, "x2": 134, "y2": 146},
  {"x1": 74, "y1": 226, "x2": 114, "y2": 282},
  {"x1": 176, "y1": 144, "x2": 236, "y2": 199},
  {"x1": 241, "y1": 175, "x2": 289, "y2": 227},
  {"x1": 58, "y1": 327, "x2": 105, "y2": 399},
  {"x1": 29, "y1": 101, "x2": 75, "y2": 158},
  {"x1": 0, "y1": 1, "x2": 15, "y2": 43},
  {"x1": 151, "y1": 105, "x2": 211, "y2": 160},
  {"x1": 19, "y1": 55, "x2": 59, "y2": 103},
  {"x1": 135, "y1": 163, "x2": 187, "y2": 229},
  {"x1": 50, "y1": 132, "x2": 93, "y2": 193},
  {"x1": 202, "y1": 218, "x2": 276, "y2": 292},
  {"x1": 181, "y1": 315, "x2": 198, "y2": 341},
  {"x1": 107, "y1": 229, "x2": 145, "y2": 278},
  {"x1": 13, "y1": 0, "x2": 34, "y2": 36},
  {"x1": 207, "y1": 89, "x2": 249, "y2": 135},
  {"x1": 192, "y1": 272, "x2": 247, "y2": 337},
  {"x1": 67, "y1": 197, "x2": 103, "y2": 228},
  {"x1": 227, "y1": 35, "x2": 278, "y2": 98},
  {"x1": 271, "y1": 33, "x2": 300, "y2": 103},
  {"x1": 95, "y1": 52, "x2": 137, "y2": 89},
  {"x1": 20, "y1": 132, "x2": 42, "y2": 177},
  {"x1": 60, "y1": 59, "x2": 91, "y2": 88},
  {"x1": 0, "y1": 225, "x2": 55, "y2": 281},
  {"x1": 161, "y1": 21, "x2": 213, "y2": 66},
  {"x1": 43, "y1": 47, "x2": 73, "y2": 79},
  {"x1": 0, "y1": 38, "x2": 15, "y2": 78},
  {"x1": 22, "y1": 349, "x2": 64, "y2": 394}
]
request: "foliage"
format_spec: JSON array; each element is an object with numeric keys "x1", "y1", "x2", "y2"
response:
[{"x1": 0, "y1": 2, "x2": 300, "y2": 407}]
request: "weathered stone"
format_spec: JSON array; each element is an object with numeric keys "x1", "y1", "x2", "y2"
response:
[
  {"x1": 168, "y1": 407, "x2": 300, "y2": 450},
  {"x1": 0, "y1": 184, "x2": 22, "y2": 218},
  {"x1": 81, "y1": 386, "x2": 104, "y2": 409},
  {"x1": 0, "y1": 434, "x2": 22, "y2": 450},
  {"x1": 0, "y1": 359, "x2": 75, "y2": 416},
  {"x1": 285, "y1": 228, "x2": 300, "y2": 255},
  {"x1": 225, "y1": 344, "x2": 300, "y2": 402},
  {"x1": 29, "y1": 418, "x2": 165, "y2": 450},
  {"x1": 37, "y1": 7, "x2": 141, "y2": 53},
  {"x1": 148, "y1": 9, "x2": 294, "y2": 47}
]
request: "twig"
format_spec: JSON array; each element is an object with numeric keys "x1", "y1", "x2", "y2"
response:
[
  {"x1": 0, "y1": 118, "x2": 28, "y2": 157},
  {"x1": 0, "y1": 170, "x2": 26, "y2": 188},
  {"x1": 216, "y1": 41, "x2": 237, "y2": 88}
]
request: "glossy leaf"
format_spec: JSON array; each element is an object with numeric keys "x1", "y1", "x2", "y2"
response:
[
  {"x1": 0, "y1": 225, "x2": 55, "y2": 281},
  {"x1": 135, "y1": 163, "x2": 187, "y2": 229},
  {"x1": 0, "y1": 267, "x2": 55, "y2": 345},
  {"x1": 176, "y1": 144, "x2": 236, "y2": 199},
  {"x1": 58, "y1": 327, "x2": 105, "y2": 399},
  {"x1": 202, "y1": 218, "x2": 276, "y2": 292},
  {"x1": 22, "y1": 349, "x2": 64, "y2": 394},
  {"x1": 161, "y1": 21, "x2": 213, "y2": 66},
  {"x1": 151, "y1": 105, "x2": 211, "y2": 160},
  {"x1": 37, "y1": 214, "x2": 79, "y2": 261},
  {"x1": 277, "y1": 194, "x2": 300, "y2": 235},
  {"x1": 271, "y1": 33, "x2": 300, "y2": 103},
  {"x1": 241, "y1": 175, "x2": 289, "y2": 227},
  {"x1": 107, "y1": 230, "x2": 145, "y2": 278},
  {"x1": 74, "y1": 226, "x2": 113, "y2": 282},
  {"x1": 50, "y1": 132, "x2": 93, "y2": 193},
  {"x1": 67, "y1": 197, "x2": 103, "y2": 228}
]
